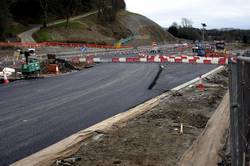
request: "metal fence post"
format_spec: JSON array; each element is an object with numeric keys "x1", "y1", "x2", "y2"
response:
[
  {"x1": 244, "y1": 52, "x2": 250, "y2": 164},
  {"x1": 230, "y1": 52, "x2": 250, "y2": 166},
  {"x1": 237, "y1": 57, "x2": 245, "y2": 165}
]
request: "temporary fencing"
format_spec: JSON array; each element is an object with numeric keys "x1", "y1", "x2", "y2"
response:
[
  {"x1": 229, "y1": 51, "x2": 250, "y2": 166},
  {"x1": 0, "y1": 42, "x2": 131, "y2": 49}
]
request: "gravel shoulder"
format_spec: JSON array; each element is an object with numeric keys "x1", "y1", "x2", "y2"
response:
[{"x1": 55, "y1": 69, "x2": 229, "y2": 166}]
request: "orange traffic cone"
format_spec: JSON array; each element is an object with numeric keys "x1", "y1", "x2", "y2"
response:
[
  {"x1": 197, "y1": 75, "x2": 205, "y2": 91},
  {"x1": 3, "y1": 72, "x2": 9, "y2": 84}
]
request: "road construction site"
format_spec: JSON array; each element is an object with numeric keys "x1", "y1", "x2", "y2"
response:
[
  {"x1": 0, "y1": 42, "x2": 238, "y2": 166},
  {"x1": 0, "y1": 43, "x2": 228, "y2": 82},
  {"x1": 1, "y1": 1, "x2": 250, "y2": 164},
  {"x1": 0, "y1": 62, "x2": 218, "y2": 165},
  {"x1": 53, "y1": 68, "x2": 228, "y2": 166},
  {"x1": 0, "y1": 44, "x2": 198, "y2": 84}
]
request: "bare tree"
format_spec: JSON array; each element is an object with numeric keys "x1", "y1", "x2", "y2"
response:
[
  {"x1": 171, "y1": 22, "x2": 179, "y2": 28},
  {"x1": 65, "y1": 0, "x2": 82, "y2": 28},
  {"x1": 168, "y1": 22, "x2": 179, "y2": 36},
  {"x1": 97, "y1": 0, "x2": 105, "y2": 19},
  {"x1": 40, "y1": 0, "x2": 49, "y2": 28},
  {"x1": 181, "y1": 18, "x2": 193, "y2": 28},
  {"x1": 112, "y1": 0, "x2": 126, "y2": 11},
  {"x1": 97, "y1": 0, "x2": 114, "y2": 22},
  {"x1": 53, "y1": 0, "x2": 82, "y2": 28},
  {"x1": 0, "y1": 0, "x2": 10, "y2": 40}
]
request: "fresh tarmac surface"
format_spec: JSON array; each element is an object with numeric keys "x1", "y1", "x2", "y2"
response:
[{"x1": 0, "y1": 63, "x2": 217, "y2": 165}]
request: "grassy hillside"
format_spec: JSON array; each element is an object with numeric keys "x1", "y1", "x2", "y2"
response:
[{"x1": 34, "y1": 10, "x2": 176, "y2": 46}]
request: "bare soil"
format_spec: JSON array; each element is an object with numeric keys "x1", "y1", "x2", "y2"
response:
[{"x1": 55, "y1": 69, "x2": 228, "y2": 166}]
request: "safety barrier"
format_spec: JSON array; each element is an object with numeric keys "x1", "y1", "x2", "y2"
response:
[
  {"x1": 0, "y1": 42, "x2": 131, "y2": 49},
  {"x1": 72, "y1": 55, "x2": 229, "y2": 65},
  {"x1": 0, "y1": 42, "x2": 191, "y2": 54},
  {"x1": 0, "y1": 42, "x2": 43, "y2": 48},
  {"x1": 205, "y1": 52, "x2": 228, "y2": 58}
]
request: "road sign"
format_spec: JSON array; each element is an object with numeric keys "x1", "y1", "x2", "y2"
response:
[{"x1": 80, "y1": 47, "x2": 88, "y2": 53}]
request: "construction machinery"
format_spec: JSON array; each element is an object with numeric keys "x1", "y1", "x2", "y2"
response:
[
  {"x1": 114, "y1": 34, "x2": 135, "y2": 48},
  {"x1": 197, "y1": 48, "x2": 206, "y2": 56},
  {"x1": 203, "y1": 41, "x2": 227, "y2": 58},
  {"x1": 215, "y1": 41, "x2": 225, "y2": 50},
  {"x1": 21, "y1": 50, "x2": 41, "y2": 78},
  {"x1": 150, "y1": 42, "x2": 163, "y2": 54},
  {"x1": 192, "y1": 41, "x2": 206, "y2": 56}
]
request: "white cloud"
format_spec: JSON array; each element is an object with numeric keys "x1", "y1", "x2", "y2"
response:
[{"x1": 125, "y1": 0, "x2": 250, "y2": 29}]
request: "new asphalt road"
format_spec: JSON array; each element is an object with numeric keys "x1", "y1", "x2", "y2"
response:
[{"x1": 0, "y1": 63, "x2": 217, "y2": 165}]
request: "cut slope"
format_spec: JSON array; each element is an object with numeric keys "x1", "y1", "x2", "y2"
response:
[
  {"x1": 117, "y1": 11, "x2": 176, "y2": 46},
  {"x1": 34, "y1": 10, "x2": 176, "y2": 46}
]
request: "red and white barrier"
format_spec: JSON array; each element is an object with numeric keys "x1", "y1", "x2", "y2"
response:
[
  {"x1": 3, "y1": 71, "x2": 10, "y2": 84},
  {"x1": 68, "y1": 55, "x2": 229, "y2": 65}
]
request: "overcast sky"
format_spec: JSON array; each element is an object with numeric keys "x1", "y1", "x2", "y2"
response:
[{"x1": 125, "y1": 0, "x2": 250, "y2": 29}]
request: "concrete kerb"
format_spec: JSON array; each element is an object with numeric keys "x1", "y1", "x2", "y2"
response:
[
  {"x1": 11, "y1": 65, "x2": 225, "y2": 166},
  {"x1": 172, "y1": 66, "x2": 225, "y2": 91}
]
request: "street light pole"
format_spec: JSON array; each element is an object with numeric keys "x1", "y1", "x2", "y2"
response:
[{"x1": 201, "y1": 23, "x2": 207, "y2": 47}]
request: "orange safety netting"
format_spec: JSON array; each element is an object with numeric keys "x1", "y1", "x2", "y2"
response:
[{"x1": 0, "y1": 42, "x2": 132, "y2": 49}]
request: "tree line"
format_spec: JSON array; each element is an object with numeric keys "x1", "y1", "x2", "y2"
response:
[
  {"x1": 207, "y1": 29, "x2": 250, "y2": 43},
  {"x1": 168, "y1": 18, "x2": 250, "y2": 43},
  {"x1": 168, "y1": 18, "x2": 202, "y2": 41},
  {"x1": 0, "y1": 0, "x2": 126, "y2": 40}
]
